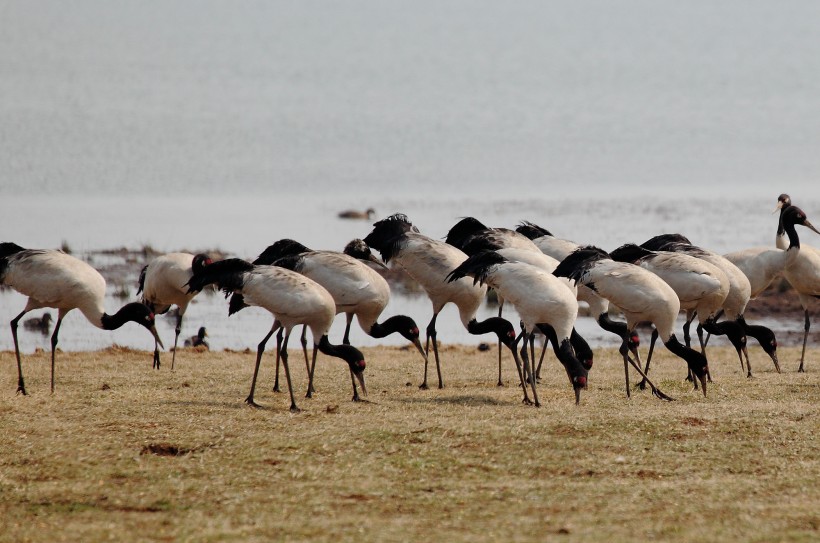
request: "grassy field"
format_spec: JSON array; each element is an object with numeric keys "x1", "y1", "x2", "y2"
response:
[{"x1": 1, "y1": 342, "x2": 819, "y2": 542}]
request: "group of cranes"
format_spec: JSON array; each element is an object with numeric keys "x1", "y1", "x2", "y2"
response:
[{"x1": 2, "y1": 194, "x2": 818, "y2": 410}]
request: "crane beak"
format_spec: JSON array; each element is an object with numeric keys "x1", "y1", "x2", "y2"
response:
[
  {"x1": 698, "y1": 375, "x2": 708, "y2": 397},
  {"x1": 773, "y1": 202, "x2": 785, "y2": 213},
  {"x1": 411, "y1": 338, "x2": 428, "y2": 363},
  {"x1": 368, "y1": 254, "x2": 388, "y2": 269},
  {"x1": 802, "y1": 219, "x2": 820, "y2": 236},
  {"x1": 355, "y1": 372, "x2": 368, "y2": 397},
  {"x1": 574, "y1": 386, "x2": 582, "y2": 406},
  {"x1": 770, "y1": 351, "x2": 781, "y2": 373},
  {"x1": 150, "y1": 326, "x2": 165, "y2": 350}
]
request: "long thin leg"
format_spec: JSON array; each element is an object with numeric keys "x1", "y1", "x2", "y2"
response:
[
  {"x1": 49, "y1": 315, "x2": 64, "y2": 394},
  {"x1": 300, "y1": 325, "x2": 310, "y2": 376},
  {"x1": 10, "y1": 310, "x2": 28, "y2": 395},
  {"x1": 279, "y1": 332, "x2": 300, "y2": 412},
  {"x1": 621, "y1": 337, "x2": 631, "y2": 398},
  {"x1": 342, "y1": 313, "x2": 354, "y2": 345},
  {"x1": 152, "y1": 337, "x2": 161, "y2": 370},
  {"x1": 422, "y1": 312, "x2": 442, "y2": 389},
  {"x1": 683, "y1": 316, "x2": 693, "y2": 349},
  {"x1": 496, "y1": 302, "x2": 504, "y2": 386},
  {"x1": 638, "y1": 328, "x2": 659, "y2": 389},
  {"x1": 525, "y1": 331, "x2": 540, "y2": 407},
  {"x1": 507, "y1": 332, "x2": 532, "y2": 405},
  {"x1": 535, "y1": 337, "x2": 549, "y2": 381},
  {"x1": 246, "y1": 322, "x2": 279, "y2": 407},
  {"x1": 307, "y1": 343, "x2": 319, "y2": 398},
  {"x1": 170, "y1": 312, "x2": 183, "y2": 371},
  {"x1": 272, "y1": 328, "x2": 283, "y2": 393},
  {"x1": 798, "y1": 310, "x2": 810, "y2": 373},
  {"x1": 696, "y1": 323, "x2": 713, "y2": 383}
]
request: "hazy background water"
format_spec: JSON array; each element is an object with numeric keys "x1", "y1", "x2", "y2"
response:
[{"x1": 1, "y1": 1, "x2": 819, "y2": 354}]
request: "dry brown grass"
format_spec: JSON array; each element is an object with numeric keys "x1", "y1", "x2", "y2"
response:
[{"x1": 1, "y1": 343, "x2": 819, "y2": 542}]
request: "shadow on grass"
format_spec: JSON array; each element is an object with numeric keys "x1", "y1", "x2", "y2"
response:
[{"x1": 396, "y1": 394, "x2": 510, "y2": 407}]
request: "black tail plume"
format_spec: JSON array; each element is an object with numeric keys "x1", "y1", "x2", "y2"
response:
[
  {"x1": 610, "y1": 243, "x2": 655, "y2": 263},
  {"x1": 444, "y1": 217, "x2": 488, "y2": 250},
  {"x1": 254, "y1": 239, "x2": 311, "y2": 265},
  {"x1": 136, "y1": 265, "x2": 148, "y2": 296},
  {"x1": 640, "y1": 233, "x2": 693, "y2": 251},
  {"x1": 228, "y1": 293, "x2": 249, "y2": 315},
  {"x1": 186, "y1": 258, "x2": 254, "y2": 295},
  {"x1": 515, "y1": 221, "x2": 553, "y2": 240},
  {"x1": 552, "y1": 246, "x2": 611, "y2": 284},
  {"x1": 0, "y1": 242, "x2": 26, "y2": 281},
  {"x1": 446, "y1": 250, "x2": 507, "y2": 286},
  {"x1": 363, "y1": 213, "x2": 416, "y2": 263}
]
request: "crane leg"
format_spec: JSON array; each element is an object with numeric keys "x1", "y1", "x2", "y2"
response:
[
  {"x1": 49, "y1": 315, "x2": 64, "y2": 394},
  {"x1": 696, "y1": 323, "x2": 713, "y2": 383},
  {"x1": 272, "y1": 328, "x2": 283, "y2": 392},
  {"x1": 535, "y1": 336, "x2": 549, "y2": 381},
  {"x1": 246, "y1": 322, "x2": 279, "y2": 407},
  {"x1": 170, "y1": 312, "x2": 183, "y2": 371},
  {"x1": 422, "y1": 313, "x2": 443, "y2": 389},
  {"x1": 638, "y1": 328, "x2": 659, "y2": 390},
  {"x1": 342, "y1": 313, "x2": 353, "y2": 345},
  {"x1": 279, "y1": 331, "x2": 300, "y2": 412},
  {"x1": 798, "y1": 310, "x2": 810, "y2": 373},
  {"x1": 300, "y1": 325, "x2": 314, "y2": 393},
  {"x1": 10, "y1": 310, "x2": 28, "y2": 395},
  {"x1": 307, "y1": 343, "x2": 319, "y2": 399},
  {"x1": 496, "y1": 303, "x2": 504, "y2": 386}
]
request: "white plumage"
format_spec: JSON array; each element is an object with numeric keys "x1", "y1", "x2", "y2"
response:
[
  {"x1": 187, "y1": 258, "x2": 367, "y2": 411},
  {"x1": 447, "y1": 252, "x2": 588, "y2": 404},
  {"x1": 364, "y1": 214, "x2": 518, "y2": 390},
  {"x1": 138, "y1": 252, "x2": 212, "y2": 370},
  {"x1": 554, "y1": 247, "x2": 709, "y2": 398},
  {"x1": 1, "y1": 243, "x2": 162, "y2": 394}
]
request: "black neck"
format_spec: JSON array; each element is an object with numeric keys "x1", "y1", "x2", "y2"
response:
[
  {"x1": 317, "y1": 335, "x2": 363, "y2": 366},
  {"x1": 570, "y1": 328, "x2": 593, "y2": 369},
  {"x1": 597, "y1": 312, "x2": 627, "y2": 337},
  {"x1": 369, "y1": 315, "x2": 415, "y2": 340},
  {"x1": 467, "y1": 317, "x2": 514, "y2": 345},
  {"x1": 100, "y1": 303, "x2": 146, "y2": 331},
  {"x1": 783, "y1": 214, "x2": 801, "y2": 249},
  {"x1": 702, "y1": 319, "x2": 746, "y2": 349},
  {"x1": 664, "y1": 334, "x2": 708, "y2": 375}
]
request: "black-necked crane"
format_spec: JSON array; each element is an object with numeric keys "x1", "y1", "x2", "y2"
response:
[
  {"x1": 740, "y1": 203, "x2": 820, "y2": 372},
  {"x1": 641, "y1": 234, "x2": 777, "y2": 377},
  {"x1": 186, "y1": 258, "x2": 367, "y2": 411},
  {"x1": 237, "y1": 238, "x2": 427, "y2": 396},
  {"x1": 447, "y1": 232, "x2": 593, "y2": 383},
  {"x1": 775, "y1": 193, "x2": 792, "y2": 249},
  {"x1": 137, "y1": 252, "x2": 212, "y2": 370},
  {"x1": 1, "y1": 242, "x2": 163, "y2": 395},
  {"x1": 609, "y1": 243, "x2": 728, "y2": 388},
  {"x1": 445, "y1": 217, "x2": 554, "y2": 383},
  {"x1": 447, "y1": 251, "x2": 590, "y2": 405},
  {"x1": 554, "y1": 246, "x2": 707, "y2": 398},
  {"x1": 363, "y1": 214, "x2": 518, "y2": 389},
  {"x1": 516, "y1": 221, "x2": 641, "y2": 367},
  {"x1": 724, "y1": 202, "x2": 819, "y2": 305},
  {"x1": 775, "y1": 205, "x2": 820, "y2": 371}
]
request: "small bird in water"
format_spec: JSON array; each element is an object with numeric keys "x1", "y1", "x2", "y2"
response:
[
  {"x1": 183, "y1": 326, "x2": 209, "y2": 349},
  {"x1": 338, "y1": 208, "x2": 376, "y2": 220},
  {"x1": 23, "y1": 312, "x2": 53, "y2": 335}
]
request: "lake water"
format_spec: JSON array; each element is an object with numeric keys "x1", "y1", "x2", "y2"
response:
[{"x1": 1, "y1": 1, "x2": 819, "y2": 354}]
